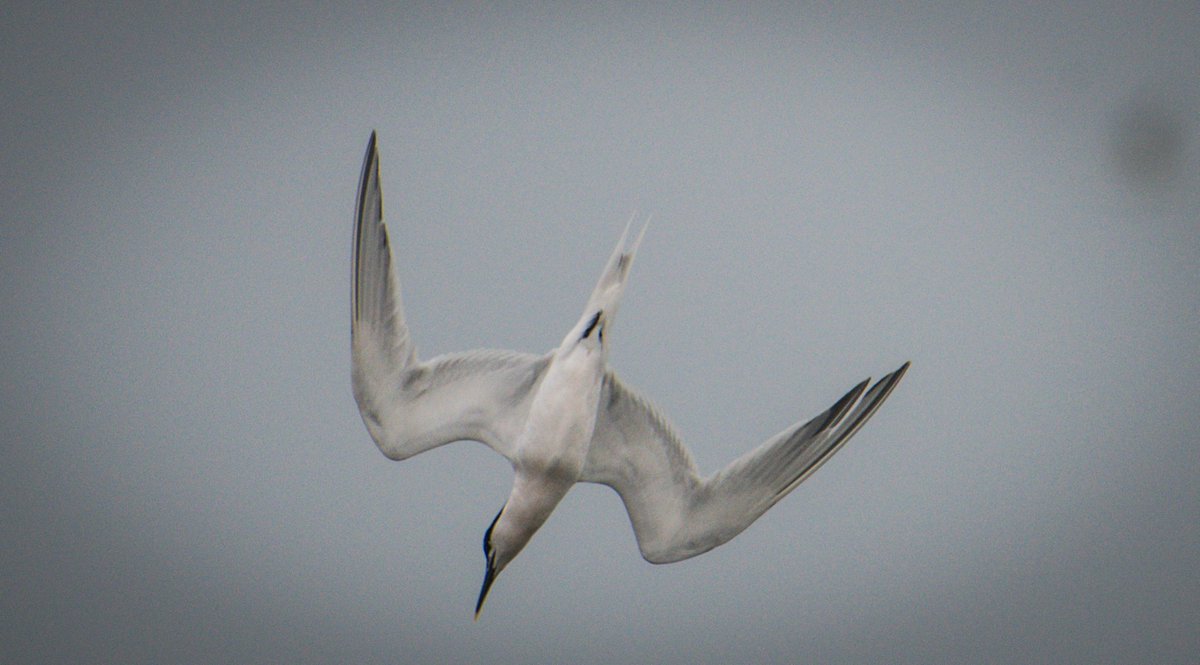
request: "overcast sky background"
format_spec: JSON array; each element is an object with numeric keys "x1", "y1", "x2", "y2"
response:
[{"x1": 2, "y1": 3, "x2": 1198, "y2": 663}]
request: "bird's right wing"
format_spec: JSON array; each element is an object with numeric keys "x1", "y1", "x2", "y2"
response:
[
  {"x1": 580, "y1": 362, "x2": 909, "y2": 563},
  {"x1": 352, "y1": 132, "x2": 549, "y2": 462}
]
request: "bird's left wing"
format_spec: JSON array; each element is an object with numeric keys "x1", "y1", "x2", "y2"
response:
[
  {"x1": 581, "y1": 363, "x2": 908, "y2": 563},
  {"x1": 352, "y1": 132, "x2": 549, "y2": 462}
]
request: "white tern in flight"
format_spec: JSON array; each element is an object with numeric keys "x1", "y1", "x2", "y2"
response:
[{"x1": 350, "y1": 132, "x2": 909, "y2": 617}]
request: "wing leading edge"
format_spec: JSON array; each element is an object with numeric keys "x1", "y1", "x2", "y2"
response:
[{"x1": 351, "y1": 132, "x2": 549, "y2": 462}]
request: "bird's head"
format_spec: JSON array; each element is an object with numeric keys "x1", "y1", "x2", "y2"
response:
[{"x1": 474, "y1": 504, "x2": 521, "y2": 619}]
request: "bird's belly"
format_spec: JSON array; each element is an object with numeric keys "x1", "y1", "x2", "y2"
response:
[
  {"x1": 515, "y1": 395, "x2": 598, "y2": 481},
  {"x1": 514, "y1": 412, "x2": 594, "y2": 481},
  {"x1": 515, "y1": 349, "x2": 602, "y2": 480}
]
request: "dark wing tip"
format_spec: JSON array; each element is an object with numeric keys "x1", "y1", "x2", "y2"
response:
[
  {"x1": 354, "y1": 133, "x2": 380, "y2": 225},
  {"x1": 770, "y1": 362, "x2": 909, "y2": 500},
  {"x1": 877, "y1": 361, "x2": 911, "y2": 396},
  {"x1": 838, "y1": 360, "x2": 910, "y2": 438},
  {"x1": 360, "y1": 132, "x2": 379, "y2": 191},
  {"x1": 353, "y1": 131, "x2": 385, "y2": 316},
  {"x1": 825, "y1": 377, "x2": 869, "y2": 430},
  {"x1": 364, "y1": 130, "x2": 380, "y2": 171}
]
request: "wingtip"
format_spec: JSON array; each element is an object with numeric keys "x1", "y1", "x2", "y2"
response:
[
  {"x1": 355, "y1": 131, "x2": 383, "y2": 232},
  {"x1": 820, "y1": 377, "x2": 869, "y2": 432},
  {"x1": 365, "y1": 131, "x2": 379, "y2": 163},
  {"x1": 847, "y1": 376, "x2": 871, "y2": 405},
  {"x1": 358, "y1": 132, "x2": 380, "y2": 187}
]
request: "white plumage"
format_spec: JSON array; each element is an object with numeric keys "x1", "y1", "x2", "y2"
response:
[{"x1": 350, "y1": 132, "x2": 909, "y2": 617}]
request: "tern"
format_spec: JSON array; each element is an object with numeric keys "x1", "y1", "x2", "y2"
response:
[{"x1": 350, "y1": 132, "x2": 909, "y2": 618}]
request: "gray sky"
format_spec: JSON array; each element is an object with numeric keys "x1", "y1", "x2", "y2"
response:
[{"x1": 3, "y1": 3, "x2": 1198, "y2": 663}]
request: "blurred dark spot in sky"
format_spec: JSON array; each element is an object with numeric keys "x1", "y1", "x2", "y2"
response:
[{"x1": 1110, "y1": 97, "x2": 1188, "y2": 188}]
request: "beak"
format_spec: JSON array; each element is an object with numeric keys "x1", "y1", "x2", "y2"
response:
[{"x1": 474, "y1": 559, "x2": 498, "y2": 620}]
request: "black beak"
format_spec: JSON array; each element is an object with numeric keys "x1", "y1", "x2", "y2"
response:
[{"x1": 474, "y1": 559, "x2": 498, "y2": 620}]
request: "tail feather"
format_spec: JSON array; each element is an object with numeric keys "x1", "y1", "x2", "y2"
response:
[{"x1": 585, "y1": 214, "x2": 651, "y2": 319}]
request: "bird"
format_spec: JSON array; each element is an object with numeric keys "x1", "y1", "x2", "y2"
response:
[{"x1": 350, "y1": 132, "x2": 910, "y2": 618}]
